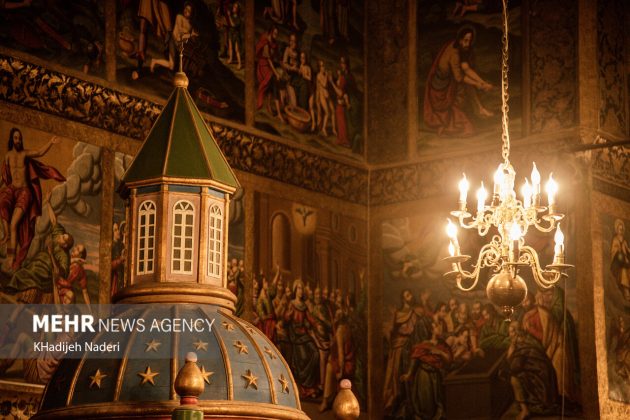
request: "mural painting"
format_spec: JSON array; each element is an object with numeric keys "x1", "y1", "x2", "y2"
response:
[
  {"x1": 227, "y1": 187, "x2": 245, "y2": 316},
  {"x1": 382, "y1": 214, "x2": 582, "y2": 419},
  {"x1": 254, "y1": 1, "x2": 364, "y2": 157},
  {"x1": 418, "y1": 0, "x2": 522, "y2": 151},
  {"x1": 253, "y1": 192, "x2": 367, "y2": 414},
  {"x1": 112, "y1": 153, "x2": 246, "y2": 310},
  {"x1": 116, "y1": 0, "x2": 245, "y2": 120},
  {"x1": 602, "y1": 215, "x2": 630, "y2": 403},
  {"x1": 0, "y1": 121, "x2": 102, "y2": 385},
  {"x1": 0, "y1": 0, "x2": 105, "y2": 76}
]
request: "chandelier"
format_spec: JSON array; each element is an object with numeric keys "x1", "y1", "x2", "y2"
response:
[{"x1": 442, "y1": 0, "x2": 572, "y2": 319}]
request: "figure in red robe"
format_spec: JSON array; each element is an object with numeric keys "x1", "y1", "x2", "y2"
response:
[
  {"x1": 423, "y1": 26, "x2": 493, "y2": 137},
  {"x1": 256, "y1": 26, "x2": 280, "y2": 110},
  {"x1": 0, "y1": 128, "x2": 65, "y2": 270}
]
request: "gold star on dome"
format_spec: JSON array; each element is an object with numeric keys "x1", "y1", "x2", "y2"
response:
[
  {"x1": 264, "y1": 346, "x2": 277, "y2": 359},
  {"x1": 145, "y1": 339, "x2": 161, "y2": 352},
  {"x1": 278, "y1": 374, "x2": 290, "y2": 394},
  {"x1": 193, "y1": 339, "x2": 209, "y2": 351},
  {"x1": 222, "y1": 321, "x2": 234, "y2": 331},
  {"x1": 241, "y1": 369, "x2": 258, "y2": 390},
  {"x1": 89, "y1": 369, "x2": 107, "y2": 389},
  {"x1": 138, "y1": 366, "x2": 159, "y2": 385},
  {"x1": 200, "y1": 366, "x2": 214, "y2": 385},
  {"x1": 233, "y1": 340, "x2": 248, "y2": 354}
]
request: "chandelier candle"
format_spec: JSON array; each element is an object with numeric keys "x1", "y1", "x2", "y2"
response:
[{"x1": 442, "y1": 0, "x2": 573, "y2": 319}]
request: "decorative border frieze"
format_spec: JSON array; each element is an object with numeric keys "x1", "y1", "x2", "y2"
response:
[{"x1": 0, "y1": 54, "x2": 368, "y2": 205}]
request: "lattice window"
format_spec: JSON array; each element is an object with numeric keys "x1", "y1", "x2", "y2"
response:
[
  {"x1": 171, "y1": 200, "x2": 195, "y2": 274},
  {"x1": 137, "y1": 200, "x2": 156, "y2": 275},
  {"x1": 207, "y1": 204, "x2": 223, "y2": 278}
]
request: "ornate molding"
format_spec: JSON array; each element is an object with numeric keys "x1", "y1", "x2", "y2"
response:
[
  {"x1": 370, "y1": 137, "x2": 577, "y2": 206},
  {"x1": 0, "y1": 54, "x2": 368, "y2": 205}
]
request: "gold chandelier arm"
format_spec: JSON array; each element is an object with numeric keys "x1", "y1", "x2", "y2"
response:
[
  {"x1": 458, "y1": 217, "x2": 478, "y2": 229},
  {"x1": 533, "y1": 216, "x2": 557, "y2": 233},
  {"x1": 453, "y1": 244, "x2": 499, "y2": 291},
  {"x1": 518, "y1": 246, "x2": 562, "y2": 288}
]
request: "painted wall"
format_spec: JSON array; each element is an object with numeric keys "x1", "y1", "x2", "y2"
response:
[{"x1": 380, "y1": 210, "x2": 582, "y2": 419}]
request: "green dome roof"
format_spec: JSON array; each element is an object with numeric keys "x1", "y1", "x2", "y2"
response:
[
  {"x1": 34, "y1": 303, "x2": 306, "y2": 419},
  {"x1": 121, "y1": 85, "x2": 240, "y2": 191}
]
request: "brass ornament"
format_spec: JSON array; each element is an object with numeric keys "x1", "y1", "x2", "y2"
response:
[
  {"x1": 174, "y1": 352, "x2": 205, "y2": 398},
  {"x1": 145, "y1": 339, "x2": 161, "y2": 352},
  {"x1": 89, "y1": 369, "x2": 107, "y2": 389},
  {"x1": 233, "y1": 340, "x2": 249, "y2": 354},
  {"x1": 264, "y1": 347, "x2": 277, "y2": 360},
  {"x1": 200, "y1": 366, "x2": 215, "y2": 385},
  {"x1": 138, "y1": 366, "x2": 159, "y2": 386},
  {"x1": 193, "y1": 339, "x2": 209, "y2": 351},
  {"x1": 278, "y1": 374, "x2": 290, "y2": 394},
  {"x1": 241, "y1": 370, "x2": 258, "y2": 390}
]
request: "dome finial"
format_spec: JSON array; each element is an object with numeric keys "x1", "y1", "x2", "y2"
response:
[
  {"x1": 173, "y1": 39, "x2": 189, "y2": 88},
  {"x1": 174, "y1": 352, "x2": 204, "y2": 405},
  {"x1": 332, "y1": 380, "x2": 360, "y2": 420}
]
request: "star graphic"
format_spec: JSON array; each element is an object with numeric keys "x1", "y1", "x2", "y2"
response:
[
  {"x1": 200, "y1": 366, "x2": 214, "y2": 385},
  {"x1": 193, "y1": 339, "x2": 209, "y2": 351},
  {"x1": 138, "y1": 366, "x2": 159, "y2": 385},
  {"x1": 233, "y1": 340, "x2": 248, "y2": 354},
  {"x1": 241, "y1": 369, "x2": 258, "y2": 390},
  {"x1": 145, "y1": 339, "x2": 161, "y2": 352},
  {"x1": 89, "y1": 369, "x2": 107, "y2": 389},
  {"x1": 222, "y1": 321, "x2": 234, "y2": 331},
  {"x1": 278, "y1": 374, "x2": 290, "y2": 394},
  {"x1": 264, "y1": 346, "x2": 277, "y2": 359}
]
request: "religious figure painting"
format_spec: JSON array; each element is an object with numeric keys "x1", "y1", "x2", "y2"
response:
[
  {"x1": 0, "y1": 0, "x2": 105, "y2": 76},
  {"x1": 381, "y1": 214, "x2": 582, "y2": 419},
  {"x1": 254, "y1": 1, "x2": 364, "y2": 158},
  {"x1": 602, "y1": 215, "x2": 630, "y2": 403},
  {"x1": 252, "y1": 192, "x2": 367, "y2": 415},
  {"x1": 0, "y1": 122, "x2": 102, "y2": 386},
  {"x1": 116, "y1": 0, "x2": 245, "y2": 121},
  {"x1": 417, "y1": 0, "x2": 522, "y2": 152}
]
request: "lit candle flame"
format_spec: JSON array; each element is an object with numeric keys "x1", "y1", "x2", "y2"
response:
[
  {"x1": 531, "y1": 162, "x2": 541, "y2": 186},
  {"x1": 545, "y1": 173, "x2": 558, "y2": 207},
  {"x1": 476, "y1": 182, "x2": 487, "y2": 213},
  {"x1": 458, "y1": 173, "x2": 469, "y2": 203},
  {"x1": 446, "y1": 219, "x2": 457, "y2": 239},
  {"x1": 554, "y1": 223, "x2": 564, "y2": 256}
]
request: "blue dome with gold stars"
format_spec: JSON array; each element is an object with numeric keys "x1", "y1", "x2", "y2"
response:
[
  {"x1": 33, "y1": 59, "x2": 307, "y2": 420},
  {"x1": 34, "y1": 303, "x2": 307, "y2": 419}
]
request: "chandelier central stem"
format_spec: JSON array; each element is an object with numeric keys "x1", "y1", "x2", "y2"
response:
[{"x1": 500, "y1": 0, "x2": 510, "y2": 165}]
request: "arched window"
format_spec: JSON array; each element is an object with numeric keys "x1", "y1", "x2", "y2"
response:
[
  {"x1": 171, "y1": 200, "x2": 195, "y2": 274},
  {"x1": 207, "y1": 204, "x2": 223, "y2": 278},
  {"x1": 137, "y1": 200, "x2": 156, "y2": 275}
]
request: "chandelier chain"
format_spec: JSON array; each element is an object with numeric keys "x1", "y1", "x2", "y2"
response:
[{"x1": 500, "y1": 0, "x2": 510, "y2": 164}]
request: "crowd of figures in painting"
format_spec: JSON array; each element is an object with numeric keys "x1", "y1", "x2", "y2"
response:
[
  {"x1": 251, "y1": 266, "x2": 367, "y2": 412},
  {"x1": 382, "y1": 216, "x2": 581, "y2": 420}
]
